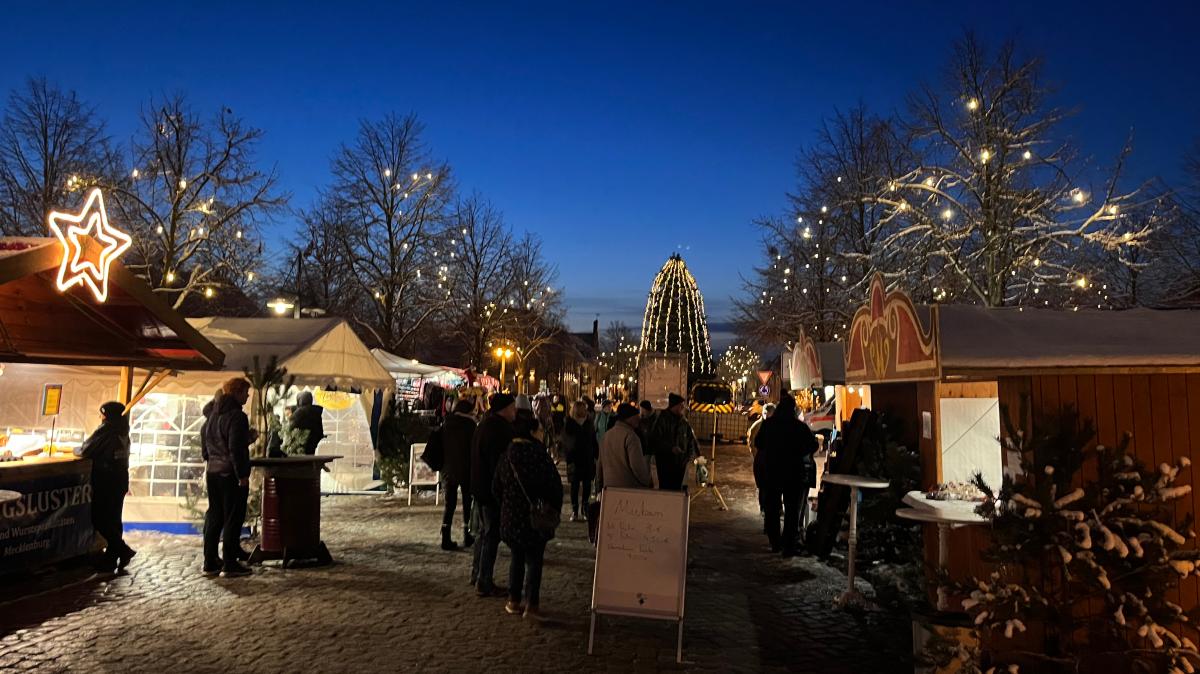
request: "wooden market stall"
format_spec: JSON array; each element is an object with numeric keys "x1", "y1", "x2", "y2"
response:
[
  {"x1": 843, "y1": 274, "x2": 1200, "y2": 613},
  {"x1": 0, "y1": 236, "x2": 223, "y2": 572}
]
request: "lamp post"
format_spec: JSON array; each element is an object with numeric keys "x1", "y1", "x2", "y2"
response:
[{"x1": 494, "y1": 347, "x2": 513, "y2": 392}]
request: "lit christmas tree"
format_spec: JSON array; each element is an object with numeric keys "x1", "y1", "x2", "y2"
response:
[{"x1": 640, "y1": 253, "x2": 714, "y2": 377}]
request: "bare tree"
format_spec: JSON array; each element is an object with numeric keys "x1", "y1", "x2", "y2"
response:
[
  {"x1": 328, "y1": 113, "x2": 454, "y2": 353},
  {"x1": 444, "y1": 195, "x2": 516, "y2": 367},
  {"x1": 0, "y1": 77, "x2": 114, "y2": 236},
  {"x1": 873, "y1": 35, "x2": 1155, "y2": 307},
  {"x1": 601, "y1": 320, "x2": 635, "y2": 353},
  {"x1": 106, "y1": 94, "x2": 285, "y2": 309},
  {"x1": 492, "y1": 233, "x2": 563, "y2": 394},
  {"x1": 735, "y1": 106, "x2": 909, "y2": 346},
  {"x1": 293, "y1": 199, "x2": 360, "y2": 316}
]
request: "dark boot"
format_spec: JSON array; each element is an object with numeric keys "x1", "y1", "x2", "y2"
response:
[
  {"x1": 441, "y1": 525, "x2": 459, "y2": 551},
  {"x1": 462, "y1": 526, "x2": 475, "y2": 548}
]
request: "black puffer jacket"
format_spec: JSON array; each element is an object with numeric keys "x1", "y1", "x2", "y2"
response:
[
  {"x1": 441, "y1": 412, "x2": 476, "y2": 486},
  {"x1": 752, "y1": 396, "x2": 818, "y2": 492},
  {"x1": 470, "y1": 412, "x2": 514, "y2": 505},
  {"x1": 201, "y1": 396, "x2": 251, "y2": 479},
  {"x1": 78, "y1": 418, "x2": 130, "y2": 474}
]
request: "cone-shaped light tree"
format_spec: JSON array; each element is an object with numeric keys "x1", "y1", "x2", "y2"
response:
[{"x1": 640, "y1": 253, "x2": 714, "y2": 377}]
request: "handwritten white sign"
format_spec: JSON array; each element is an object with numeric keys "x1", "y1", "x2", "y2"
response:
[{"x1": 591, "y1": 487, "x2": 689, "y2": 619}]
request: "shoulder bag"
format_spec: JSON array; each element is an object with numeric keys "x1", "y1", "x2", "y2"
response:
[{"x1": 508, "y1": 454, "x2": 561, "y2": 537}]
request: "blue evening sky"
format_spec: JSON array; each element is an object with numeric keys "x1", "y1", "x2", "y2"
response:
[{"x1": 2, "y1": 1, "x2": 1197, "y2": 346}]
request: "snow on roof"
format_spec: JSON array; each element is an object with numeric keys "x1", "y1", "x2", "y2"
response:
[
  {"x1": 186, "y1": 317, "x2": 393, "y2": 390},
  {"x1": 937, "y1": 305, "x2": 1200, "y2": 372},
  {"x1": 0, "y1": 237, "x2": 55, "y2": 259}
]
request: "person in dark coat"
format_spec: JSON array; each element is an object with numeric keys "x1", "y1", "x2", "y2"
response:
[
  {"x1": 646, "y1": 393, "x2": 698, "y2": 490},
  {"x1": 439, "y1": 399, "x2": 477, "y2": 550},
  {"x1": 289, "y1": 391, "x2": 326, "y2": 455},
  {"x1": 201, "y1": 378, "x2": 255, "y2": 577},
  {"x1": 469, "y1": 393, "x2": 516, "y2": 596},
  {"x1": 753, "y1": 393, "x2": 818, "y2": 556},
  {"x1": 562, "y1": 400, "x2": 597, "y2": 521},
  {"x1": 76, "y1": 401, "x2": 134, "y2": 572},
  {"x1": 493, "y1": 413, "x2": 563, "y2": 620}
]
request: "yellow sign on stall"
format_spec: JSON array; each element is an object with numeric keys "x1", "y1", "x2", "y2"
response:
[
  {"x1": 313, "y1": 389, "x2": 354, "y2": 411},
  {"x1": 41, "y1": 384, "x2": 63, "y2": 416}
]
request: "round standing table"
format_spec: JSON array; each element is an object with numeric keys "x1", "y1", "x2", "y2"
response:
[
  {"x1": 823, "y1": 473, "x2": 891, "y2": 608},
  {"x1": 0, "y1": 489, "x2": 21, "y2": 505},
  {"x1": 248, "y1": 456, "x2": 340, "y2": 567},
  {"x1": 896, "y1": 502, "x2": 988, "y2": 611}
]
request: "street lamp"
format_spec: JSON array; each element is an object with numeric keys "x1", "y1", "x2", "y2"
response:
[
  {"x1": 494, "y1": 347, "x2": 513, "y2": 392},
  {"x1": 268, "y1": 297, "x2": 296, "y2": 317}
]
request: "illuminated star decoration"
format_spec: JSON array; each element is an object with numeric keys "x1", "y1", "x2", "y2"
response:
[{"x1": 47, "y1": 188, "x2": 132, "y2": 303}]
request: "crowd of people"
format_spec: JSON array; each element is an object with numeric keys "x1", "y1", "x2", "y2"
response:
[
  {"x1": 72, "y1": 375, "x2": 822, "y2": 612},
  {"x1": 434, "y1": 389, "x2": 703, "y2": 619}
]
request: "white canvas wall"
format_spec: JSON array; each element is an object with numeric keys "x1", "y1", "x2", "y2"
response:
[{"x1": 938, "y1": 397, "x2": 1002, "y2": 491}]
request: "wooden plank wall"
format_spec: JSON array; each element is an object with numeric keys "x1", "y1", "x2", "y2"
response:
[{"x1": 980, "y1": 374, "x2": 1200, "y2": 645}]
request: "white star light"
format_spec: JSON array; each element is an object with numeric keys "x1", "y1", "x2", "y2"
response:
[{"x1": 47, "y1": 188, "x2": 132, "y2": 303}]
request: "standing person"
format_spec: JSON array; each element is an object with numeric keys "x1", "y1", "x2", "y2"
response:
[
  {"x1": 746, "y1": 403, "x2": 776, "y2": 456},
  {"x1": 470, "y1": 393, "x2": 516, "y2": 597},
  {"x1": 77, "y1": 401, "x2": 134, "y2": 572},
  {"x1": 597, "y1": 403, "x2": 653, "y2": 490},
  {"x1": 440, "y1": 399, "x2": 477, "y2": 551},
  {"x1": 753, "y1": 394, "x2": 818, "y2": 556},
  {"x1": 289, "y1": 391, "x2": 326, "y2": 455},
  {"x1": 563, "y1": 401, "x2": 597, "y2": 521},
  {"x1": 492, "y1": 414, "x2": 562, "y2": 620},
  {"x1": 646, "y1": 393, "x2": 698, "y2": 491},
  {"x1": 201, "y1": 378, "x2": 254, "y2": 577},
  {"x1": 594, "y1": 400, "x2": 614, "y2": 443},
  {"x1": 550, "y1": 394, "x2": 566, "y2": 439},
  {"x1": 638, "y1": 400, "x2": 654, "y2": 422}
]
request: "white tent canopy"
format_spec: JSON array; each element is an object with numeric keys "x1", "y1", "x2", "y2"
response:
[
  {"x1": 187, "y1": 317, "x2": 393, "y2": 391},
  {"x1": 371, "y1": 348, "x2": 451, "y2": 378}
]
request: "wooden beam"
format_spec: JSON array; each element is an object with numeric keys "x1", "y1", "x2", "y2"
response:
[
  {"x1": 117, "y1": 366, "x2": 134, "y2": 406},
  {"x1": 123, "y1": 369, "x2": 175, "y2": 414}
]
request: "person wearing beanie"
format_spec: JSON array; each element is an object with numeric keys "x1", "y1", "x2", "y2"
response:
[
  {"x1": 470, "y1": 392, "x2": 517, "y2": 595},
  {"x1": 597, "y1": 403, "x2": 652, "y2": 490},
  {"x1": 753, "y1": 393, "x2": 818, "y2": 556},
  {"x1": 439, "y1": 399, "x2": 478, "y2": 550},
  {"x1": 644, "y1": 393, "x2": 698, "y2": 491},
  {"x1": 76, "y1": 401, "x2": 134, "y2": 572}
]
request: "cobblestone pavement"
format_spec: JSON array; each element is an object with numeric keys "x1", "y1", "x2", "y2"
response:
[{"x1": 0, "y1": 446, "x2": 911, "y2": 673}]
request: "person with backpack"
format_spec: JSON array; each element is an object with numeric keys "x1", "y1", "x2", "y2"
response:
[
  {"x1": 492, "y1": 412, "x2": 562, "y2": 621},
  {"x1": 437, "y1": 399, "x2": 477, "y2": 550}
]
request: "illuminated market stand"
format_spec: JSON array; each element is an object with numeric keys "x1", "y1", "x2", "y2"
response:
[
  {"x1": 0, "y1": 192, "x2": 224, "y2": 573},
  {"x1": 841, "y1": 273, "x2": 1200, "y2": 616}
]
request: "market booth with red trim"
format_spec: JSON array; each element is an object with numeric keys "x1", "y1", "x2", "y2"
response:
[
  {"x1": 0, "y1": 237, "x2": 223, "y2": 573},
  {"x1": 843, "y1": 274, "x2": 1200, "y2": 620}
]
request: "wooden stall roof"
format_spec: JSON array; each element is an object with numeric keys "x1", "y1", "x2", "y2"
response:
[
  {"x1": 0, "y1": 238, "x2": 223, "y2": 369},
  {"x1": 844, "y1": 274, "x2": 1200, "y2": 383},
  {"x1": 939, "y1": 305, "x2": 1200, "y2": 377}
]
